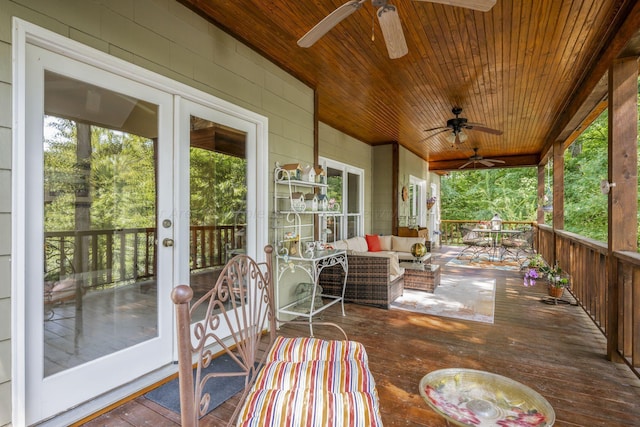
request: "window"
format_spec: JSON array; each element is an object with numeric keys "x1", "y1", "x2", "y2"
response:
[
  {"x1": 409, "y1": 175, "x2": 427, "y2": 227},
  {"x1": 320, "y1": 158, "x2": 364, "y2": 241}
]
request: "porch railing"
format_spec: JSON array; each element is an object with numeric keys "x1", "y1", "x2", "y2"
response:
[
  {"x1": 536, "y1": 224, "x2": 640, "y2": 379},
  {"x1": 44, "y1": 225, "x2": 241, "y2": 290},
  {"x1": 439, "y1": 220, "x2": 536, "y2": 245}
]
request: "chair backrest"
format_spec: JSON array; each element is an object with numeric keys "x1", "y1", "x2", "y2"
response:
[{"x1": 171, "y1": 245, "x2": 275, "y2": 427}]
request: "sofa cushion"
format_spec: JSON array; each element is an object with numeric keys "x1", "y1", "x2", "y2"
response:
[
  {"x1": 365, "y1": 234, "x2": 381, "y2": 252},
  {"x1": 351, "y1": 250, "x2": 403, "y2": 277},
  {"x1": 332, "y1": 239, "x2": 348, "y2": 250},
  {"x1": 378, "y1": 235, "x2": 392, "y2": 251},
  {"x1": 344, "y1": 236, "x2": 368, "y2": 252},
  {"x1": 391, "y1": 236, "x2": 426, "y2": 253}
]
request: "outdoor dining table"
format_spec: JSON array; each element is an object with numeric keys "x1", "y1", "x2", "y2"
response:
[{"x1": 471, "y1": 228, "x2": 521, "y2": 261}]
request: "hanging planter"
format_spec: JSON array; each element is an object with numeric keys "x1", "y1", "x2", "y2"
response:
[{"x1": 426, "y1": 196, "x2": 436, "y2": 211}]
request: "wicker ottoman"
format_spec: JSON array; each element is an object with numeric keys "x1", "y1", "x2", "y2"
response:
[{"x1": 400, "y1": 263, "x2": 440, "y2": 293}]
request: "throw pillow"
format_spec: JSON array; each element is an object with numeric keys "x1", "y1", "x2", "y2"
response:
[{"x1": 365, "y1": 234, "x2": 381, "y2": 252}]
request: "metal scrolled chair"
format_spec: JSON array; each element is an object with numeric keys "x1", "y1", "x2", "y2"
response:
[
  {"x1": 501, "y1": 228, "x2": 534, "y2": 263},
  {"x1": 171, "y1": 245, "x2": 383, "y2": 426},
  {"x1": 457, "y1": 226, "x2": 491, "y2": 260}
]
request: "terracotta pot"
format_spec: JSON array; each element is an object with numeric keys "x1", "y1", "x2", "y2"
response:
[{"x1": 548, "y1": 285, "x2": 564, "y2": 298}]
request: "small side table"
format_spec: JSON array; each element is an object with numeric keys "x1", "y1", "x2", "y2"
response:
[{"x1": 400, "y1": 262, "x2": 440, "y2": 292}]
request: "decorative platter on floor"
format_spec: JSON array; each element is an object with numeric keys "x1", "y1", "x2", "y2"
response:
[{"x1": 419, "y1": 368, "x2": 555, "y2": 426}]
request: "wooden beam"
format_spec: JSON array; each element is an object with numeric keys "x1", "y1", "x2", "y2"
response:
[
  {"x1": 189, "y1": 127, "x2": 246, "y2": 158},
  {"x1": 607, "y1": 56, "x2": 638, "y2": 361},
  {"x1": 428, "y1": 154, "x2": 540, "y2": 172}
]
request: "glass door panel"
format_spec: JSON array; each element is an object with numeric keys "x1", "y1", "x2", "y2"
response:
[
  {"x1": 43, "y1": 73, "x2": 160, "y2": 376},
  {"x1": 188, "y1": 115, "x2": 247, "y2": 319}
]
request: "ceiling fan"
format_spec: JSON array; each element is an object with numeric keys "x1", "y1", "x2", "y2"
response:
[
  {"x1": 425, "y1": 106, "x2": 503, "y2": 145},
  {"x1": 459, "y1": 147, "x2": 505, "y2": 169},
  {"x1": 297, "y1": 0, "x2": 496, "y2": 59}
]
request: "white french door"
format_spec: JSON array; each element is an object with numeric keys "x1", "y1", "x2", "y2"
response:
[
  {"x1": 16, "y1": 20, "x2": 268, "y2": 425},
  {"x1": 174, "y1": 98, "x2": 260, "y2": 338},
  {"x1": 23, "y1": 45, "x2": 175, "y2": 424}
]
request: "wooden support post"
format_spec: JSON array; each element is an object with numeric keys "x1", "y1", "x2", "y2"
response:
[
  {"x1": 606, "y1": 56, "x2": 638, "y2": 362},
  {"x1": 392, "y1": 142, "x2": 399, "y2": 236},
  {"x1": 537, "y1": 163, "x2": 545, "y2": 225},
  {"x1": 551, "y1": 141, "x2": 564, "y2": 266}
]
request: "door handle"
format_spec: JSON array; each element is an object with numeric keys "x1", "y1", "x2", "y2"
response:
[{"x1": 162, "y1": 238, "x2": 174, "y2": 247}]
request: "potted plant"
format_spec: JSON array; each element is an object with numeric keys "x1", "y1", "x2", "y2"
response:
[
  {"x1": 539, "y1": 262, "x2": 569, "y2": 297},
  {"x1": 526, "y1": 253, "x2": 546, "y2": 270}
]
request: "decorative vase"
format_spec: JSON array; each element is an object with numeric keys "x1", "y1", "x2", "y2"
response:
[{"x1": 411, "y1": 242, "x2": 427, "y2": 261}]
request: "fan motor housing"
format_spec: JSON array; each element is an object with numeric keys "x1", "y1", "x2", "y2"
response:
[{"x1": 447, "y1": 117, "x2": 467, "y2": 130}]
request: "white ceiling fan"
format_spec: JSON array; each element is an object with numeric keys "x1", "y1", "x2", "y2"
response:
[
  {"x1": 459, "y1": 147, "x2": 505, "y2": 169},
  {"x1": 297, "y1": 0, "x2": 497, "y2": 59}
]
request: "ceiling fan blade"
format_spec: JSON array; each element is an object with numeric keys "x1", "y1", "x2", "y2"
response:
[
  {"x1": 488, "y1": 159, "x2": 506, "y2": 164},
  {"x1": 459, "y1": 160, "x2": 473, "y2": 169},
  {"x1": 424, "y1": 126, "x2": 448, "y2": 133},
  {"x1": 421, "y1": 129, "x2": 449, "y2": 142},
  {"x1": 413, "y1": 0, "x2": 496, "y2": 12},
  {"x1": 297, "y1": 0, "x2": 365, "y2": 48},
  {"x1": 465, "y1": 123, "x2": 503, "y2": 135},
  {"x1": 479, "y1": 160, "x2": 495, "y2": 167},
  {"x1": 377, "y1": 5, "x2": 408, "y2": 59}
]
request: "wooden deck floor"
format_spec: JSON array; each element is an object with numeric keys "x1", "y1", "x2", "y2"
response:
[{"x1": 80, "y1": 247, "x2": 640, "y2": 427}]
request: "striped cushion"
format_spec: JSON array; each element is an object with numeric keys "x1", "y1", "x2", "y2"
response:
[
  {"x1": 236, "y1": 388, "x2": 383, "y2": 427},
  {"x1": 265, "y1": 336, "x2": 368, "y2": 363},
  {"x1": 252, "y1": 359, "x2": 377, "y2": 393},
  {"x1": 236, "y1": 337, "x2": 383, "y2": 426}
]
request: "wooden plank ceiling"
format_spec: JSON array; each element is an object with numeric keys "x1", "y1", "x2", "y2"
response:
[{"x1": 179, "y1": 0, "x2": 640, "y2": 171}]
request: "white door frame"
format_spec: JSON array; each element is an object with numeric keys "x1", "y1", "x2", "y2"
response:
[
  {"x1": 23, "y1": 43, "x2": 175, "y2": 425},
  {"x1": 12, "y1": 18, "x2": 269, "y2": 425}
]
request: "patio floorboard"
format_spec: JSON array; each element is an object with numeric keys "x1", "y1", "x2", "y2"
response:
[{"x1": 78, "y1": 246, "x2": 640, "y2": 427}]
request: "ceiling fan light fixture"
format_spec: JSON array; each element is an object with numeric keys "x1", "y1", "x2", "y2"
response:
[
  {"x1": 445, "y1": 130, "x2": 467, "y2": 144},
  {"x1": 446, "y1": 132, "x2": 456, "y2": 144}
]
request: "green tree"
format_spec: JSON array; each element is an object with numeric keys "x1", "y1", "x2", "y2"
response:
[
  {"x1": 564, "y1": 109, "x2": 608, "y2": 242},
  {"x1": 441, "y1": 167, "x2": 537, "y2": 222}
]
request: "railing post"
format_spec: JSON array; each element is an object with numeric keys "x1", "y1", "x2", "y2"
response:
[{"x1": 171, "y1": 285, "x2": 197, "y2": 427}]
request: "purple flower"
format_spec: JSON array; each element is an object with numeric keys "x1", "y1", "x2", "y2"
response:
[{"x1": 523, "y1": 268, "x2": 539, "y2": 287}]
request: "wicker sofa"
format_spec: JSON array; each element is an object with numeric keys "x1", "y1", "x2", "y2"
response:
[{"x1": 319, "y1": 235, "x2": 430, "y2": 308}]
